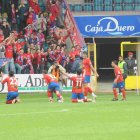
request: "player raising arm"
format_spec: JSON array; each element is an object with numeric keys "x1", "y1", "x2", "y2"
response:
[
  {"x1": 82, "y1": 51, "x2": 99, "y2": 102},
  {"x1": 1, "y1": 71, "x2": 20, "y2": 104},
  {"x1": 111, "y1": 60, "x2": 126, "y2": 101},
  {"x1": 43, "y1": 71, "x2": 64, "y2": 103},
  {"x1": 61, "y1": 69, "x2": 85, "y2": 103}
]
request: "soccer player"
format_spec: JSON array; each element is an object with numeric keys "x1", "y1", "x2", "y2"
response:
[
  {"x1": 62, "y1": 69, "x2": 85, "y2": 103},
  {"x1": 1, "y1": 71, "x2": 20, "y2": 104},
  {"x1": 43, "y1": 71, "x2": 63, "y2": 103},
  {"x1": 82, "y1": 51, "x2": 99, "y2": 102},
  {"x1": 111, "y1": 60, "x2": 126, "y2": 101}
]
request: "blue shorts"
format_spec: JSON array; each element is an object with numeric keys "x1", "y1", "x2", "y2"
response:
[
  {"x1": 84, "y1": 75, "x2": 91, "y2": 83},
  {"x1": 72, "y1": 93, "x2": 84, "y2": 99},
  {"x1": 113, "y1": 82, "x2": 125, "y2": 89},
  {"x1": 7, "y1": 92, "x2": 19, "y2": 101},
  {"x1": 48, "y1": 82, "x2": 60, "y2": 91}
]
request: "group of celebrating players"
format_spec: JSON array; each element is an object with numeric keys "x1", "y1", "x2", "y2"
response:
[{"x1": 1, "y1": 51, "x2": 126, "y2": 104}]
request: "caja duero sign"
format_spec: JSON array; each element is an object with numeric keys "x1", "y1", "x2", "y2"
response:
[{"x1": 74, "y1": 15, "x2": 140, "y2": 37}]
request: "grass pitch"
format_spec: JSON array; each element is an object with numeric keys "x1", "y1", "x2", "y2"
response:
[{"x1": 0, "y1": 92, "x2": 140, "y2": 140}]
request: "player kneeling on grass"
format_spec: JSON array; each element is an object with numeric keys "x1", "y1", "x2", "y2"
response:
[
  {"x1": 111, "y1": 60, "x2": 126, "y2": 101},
  {"x1": 1, "y1": 71, "x2": 20, "y2": 104},
  {"x1": 62, "y1": 69, "x2": 88, "y2": 103},
  {"x1": 43, "y1": 71, "x2": 63, "y2": 103}
]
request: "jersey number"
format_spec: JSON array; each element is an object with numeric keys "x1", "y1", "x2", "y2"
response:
[
  {"x1": 76, "y1": 80, "x2": 82, "y2": 87},
  {"x1": 10, "y1": 78, "x2": 18, "y2": 86}
]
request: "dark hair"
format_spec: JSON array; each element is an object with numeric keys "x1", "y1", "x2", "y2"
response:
[
  {"x1": 9, "y1": 71, "x2": 14, "y2": 77},
  {"x1": 77, "y1": 69, "x2": 82, "y2": 75},
  {"x1": 83, "y1": 51, "x2": 88, "y2": 55},
  {"x1": 52, "y1": 0, "x2": 56, "y2": 4},
  {"x1": 112, "y1": 60, "x2": 118, "y2": 65}
]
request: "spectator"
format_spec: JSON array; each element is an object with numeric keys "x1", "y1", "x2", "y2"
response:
[
  {"x1": 4, "y1": 37, "x2": 15, "y2": 74},
  {"x1": 1, "y1": 19, "x2": 11, "y2": 38},
  {"x1": 125, "y1": 52, "x2": 136, "y2": 76},
  {"x1": 8, "y1": 3, "x2": 18, "y2": 31},
  {"x1": 28, "y1": 0, "x2": 41, "y2": 15},
  {"x1": 18, "y1": 1, "x2": 29, "y2": 31},
  {"x1": 0, "y1": 29, "x2": 4, "y2": 43},
  {"x1": 50, "y1": 0, "x2": 63, "y2": 27},
  {"x1": 71, "y1": 55, "x2": 82, "y2": 74},
  {"x1": 2, "y1": 0, "x2": 10, "y2": 13},
  {"x1": 64, "y1": 56, "x2": 71, "y2": 73},
  {"x1": 14, "y1": 48, "x2": 24, "y2": 74}
]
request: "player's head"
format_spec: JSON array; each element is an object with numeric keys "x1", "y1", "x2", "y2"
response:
[
  {"x1": 77, "y1": 69, "x2": 82, "y2": 75},
  {"x1": 9, "y1": 71, "x2": 14, "y2": 77},
  {"x1": 128, "y1": 52, "x2": 133, "y2": 58},
  {"x1": 118, "y1": 56, "x2": 123, "y2": 61},
  {"x1": 111, "y1": 60, "x2": 117, "y2": 68},
  {"x1": 82, "y1": 51, "x2": 88, "y2": 59}
]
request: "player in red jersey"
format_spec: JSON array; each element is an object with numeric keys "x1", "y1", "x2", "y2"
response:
[
  {"x1": 43, "y1": 71, "x2": 63, "y2": 103},
  {"x1": 111, "y1": 60, "x2": 126, "y2": 101},
  {"x1": 1, "y1": 71, "x2": 20, "y2": 104},
  {"x1": 61, "y1": 69, "x2": 92, "y2": 103},
  {"x1": 82, "y1": 51, "x2": 99, "y2": 102},
  {"x1": 62, "y1": 69, "x2": 84, "y2": 103}
]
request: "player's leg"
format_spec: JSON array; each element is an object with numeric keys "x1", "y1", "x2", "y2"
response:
[
  {"x1": 112, "y1": 83, "x2": 118, "y2": 101},
  {"x1": 54, "y1": 83, "x2": 63, "y2": 102},
  {"x1": 6, "y1": 92, "x2": 19, "y2": 104},
  {"x1": 47, "y1": 90, "x2": 54, "y2": 102},
  {"x1": 119, "y1": 82, "x2": 126, "y2": 101},
  {"x1": 71, "y1": 93, "x2": 79, "y2": 103},
  {"x1": 47, "y1": 83, "x2": 54, "y2": 102},
  {"x1": 77, "y1": 93, "x2": 84, "y2": 103},
  {"x1": 84, "y1": 75, "x2": 97, "y2": 102}
]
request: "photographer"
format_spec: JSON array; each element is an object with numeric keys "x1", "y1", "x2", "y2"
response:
[{"x1": 48, "y1": 61, "x2": 66, "y2": 92}]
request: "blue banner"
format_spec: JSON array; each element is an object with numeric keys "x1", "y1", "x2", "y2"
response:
[{"x1": 74, "y1": 15, "x2": 140, "y2": 37}]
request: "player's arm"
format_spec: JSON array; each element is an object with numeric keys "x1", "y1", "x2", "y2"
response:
[
  {"x1": 60, "y1": 71, "x2": 71, "y2": 79},
  {"x1": 90, "y1": 64, "x2": 99, "y2": 77},
  {"x1": 1, "y1": 76, "x2": 7, "y2": 84},
  {"x1": 114, "y1": 74, "x2": 120, "y2": 83}
]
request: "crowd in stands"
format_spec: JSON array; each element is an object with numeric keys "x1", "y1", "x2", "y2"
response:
[{"x1": 0, "y1": 0, "x2": 82, "y2": 74}]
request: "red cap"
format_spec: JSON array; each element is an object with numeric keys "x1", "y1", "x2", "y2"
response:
[{"x1": 128, "y1": 52, "x2": 133, "y2": 55}]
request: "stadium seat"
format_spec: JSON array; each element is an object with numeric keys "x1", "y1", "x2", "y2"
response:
[
  {"x1": 94, "y1": 5, "x2": 103, "y2": 11},
  {"x1": 104, "y1": 5, "x2": 113, "y2": 11},
  {"x1": 104, "y1": 0, "x2": 113, "y2": 5},
  {"x1": 114, "y1": 4, "x2": 123, "y2": 11},
  {"x1": 123, "y1": 5, "x2": 134, "y2": 11},
  {"x1": 123, "y1": 0, "x2": 134, "y2": 3},
  {"x1": 114, "y1": 0, "x2": 123, "y2": 3},
  {"x1": 83, "y1": 4, "x2": 93, "y2": 11},
  {"x1": 74, "y1": 4, "x2": 83, "y2": 12},
  {"x1": 69, "y1": 4, "x2": 74, "y2": 11},
  {"x1": 134, "y1": 5, "x2": 140, "y2": 11},
  {"x1": 135, "y1": 0, "x2": 140, "y2": 3},
  {"x1": 94, "y1": 5, "x2": 104, "y2": 11},
  {"x1": 94, "y1": 0, "x2": 104, "y2": 5}
]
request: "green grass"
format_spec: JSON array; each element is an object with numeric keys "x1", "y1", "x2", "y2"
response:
[{"x1": 0, "y1": 92, "x2": 140, "y2": 140}]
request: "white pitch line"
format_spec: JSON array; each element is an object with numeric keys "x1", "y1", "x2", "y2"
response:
[{"x1": 0, "y1": 109, "x2": 69, "y2": 117}]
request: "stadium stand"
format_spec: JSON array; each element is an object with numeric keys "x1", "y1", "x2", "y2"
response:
[
  {"x1": 67, "y1": 0, "x2": 140, "y2": 12},
  {"x1": 0, "y1": 0, "x2": 83, "y2": 74}
]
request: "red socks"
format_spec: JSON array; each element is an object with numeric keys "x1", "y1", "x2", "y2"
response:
[
  {"x1": 47, "y1": 91, "x2": 52, "y2": 98},
  {"x1": 84, "y1": 87, "x2": 93, "y2": 96},
  {"x1": 71, "y1": 99, "x2": 78, "y2": 103},
  {"x1": 6, "y1": 100, "x2": 13, "y2": 104},
  {"x1": 113, "y1": 88, "x2": 118, "y2": 99},
  {"x1": 121, "y1": 88, "x2": 126, "y2": 99}
]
